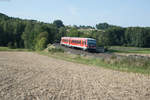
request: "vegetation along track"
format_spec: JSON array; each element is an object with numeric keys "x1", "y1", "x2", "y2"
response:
[
  {"x1": 54, "y1": 43, "x2": 150, "y2": 61},
  {"x1": 54, "y1": 43, "x2": 114, "y2": 59},
  {"x1": 0, "y1": 52, "x2": 150, "y2": 100}
]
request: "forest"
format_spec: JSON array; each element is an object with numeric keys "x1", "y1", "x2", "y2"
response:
[{"x1": 0, "y1": 13, "x2": 150, "y2": 50}]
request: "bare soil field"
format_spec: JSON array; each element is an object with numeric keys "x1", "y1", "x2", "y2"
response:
[{"x1": 0, "y1": 52, "x2": 150, "y2": 100}]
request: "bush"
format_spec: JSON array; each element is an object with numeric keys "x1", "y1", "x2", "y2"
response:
[
  {"x1": 104, "y1": 46, "x2": 110, "y2": 52},
  {"x1": 35, "y1": 37, "x2": 47, "y2": 51},
  {"x1": 103, "y1": 55, "x2": 150, "y2": 70},
  {"x1": 8, "y1": 42, "x2": 16, "y2": 49},
  {"x1": 47, "y1": 44, "x2": 64, "y2": 53}
]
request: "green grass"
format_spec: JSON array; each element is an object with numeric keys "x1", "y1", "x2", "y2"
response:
[
  {"x1": 109, "y1": 46, "x2": 150, "y2": 54},
  {"x1": 1, "y1": 46, "x2": 149, "y2": 75},
  {"x1": 0, "y1": 47, "x2": 30, "y2": 52},
  {"x1": 39, "y1": 51, "x2": 150, "y2": 75}
]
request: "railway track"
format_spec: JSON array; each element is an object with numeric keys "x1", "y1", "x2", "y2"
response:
[
  {"x1": 53, "y1": 43, "x2": 115, "y2": 59},
  {"x1": 53, "y1": 43, "x2": 150, "y2": 60}
]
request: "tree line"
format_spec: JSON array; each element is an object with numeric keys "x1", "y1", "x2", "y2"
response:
[
  {"x1": 0, "y1": 13, "x2": 150, "y2": 51},
  {"x1": 0, "y1": 13, "x2": 66, "y2": 50},
  {"x1": 94, "y1": 23, "x2": 150, "y2": 47},
  {"x1": 66, "y1": 23, "x2": 150, "y2": 48}
]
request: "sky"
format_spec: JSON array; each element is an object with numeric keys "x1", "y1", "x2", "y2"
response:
[{"x1": 0, "y1": 0, "x2": 150, "y2": 27}]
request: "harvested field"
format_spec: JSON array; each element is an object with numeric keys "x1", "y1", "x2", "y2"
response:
[{"x1": 0, "y1": 52, "x2": 150, "y2": 100}]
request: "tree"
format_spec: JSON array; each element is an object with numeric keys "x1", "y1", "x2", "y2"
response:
[
  {"x1": 21, "y1": 22, "x2": 34, "y2": 49},
  {"x1": 0, "y1": 25, "x2": 4, "y2": 46},
  {"x1": 96, "y1": 23, "x2": 118, "y2": 30},
  {"x1": 97, "y1": 27, "x2": 125, "y2": 46},
  {"x1": 35, "y1": 37, "x2": 47, "y2": 51},
  {"x1": 124, "y1": 27, "x2": 149, "y2": 47},
  {"x1": 66, "y1": 28, "x2": 83, "y2": 37},
  {"x1": 55, "y1": 27, "x2": 66, "y2": 42},
  {"x1": 96, "y1": 23, "x2": 109, "y2": 30},
  {"x1": 53, "y1": 20, "x2": 64, "y2": 28}
]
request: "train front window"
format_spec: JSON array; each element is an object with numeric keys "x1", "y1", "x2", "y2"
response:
[{"x1": 87, "y1": 40, "x2": 96, "y2": 46}]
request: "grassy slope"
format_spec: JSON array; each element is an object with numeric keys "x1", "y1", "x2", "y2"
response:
[
  {"x1": 0, "y1": 47, "x2": 30, "y2": 51},
  {"x1": 109, "y1": 46, "x2": 150, "y2": 54},
  {"x1": 1, "y1": 46, "x2": 150, "y2": 75},
  {"x1": 39, "y1": 51, "x2": 150, "y2": 75}
]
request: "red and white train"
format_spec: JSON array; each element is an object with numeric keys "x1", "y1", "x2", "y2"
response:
[{"x1": 60, "y1": 37, "x2": 96, "y2": 50}]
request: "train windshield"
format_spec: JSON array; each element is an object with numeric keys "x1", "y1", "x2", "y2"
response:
[{"x1": 87, "y1": 40, "x2": 96, "y2": 46}]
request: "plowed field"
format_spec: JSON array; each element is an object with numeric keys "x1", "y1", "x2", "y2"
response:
[{"x1": 0, "y1": 52, "x2": 150, "y2": 100}]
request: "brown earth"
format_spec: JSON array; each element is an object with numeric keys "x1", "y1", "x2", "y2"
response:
[{"x1": 0, "y1": 52, "x2": 150, "y2": 100}]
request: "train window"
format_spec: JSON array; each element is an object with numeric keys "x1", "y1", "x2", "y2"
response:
[
  {"x1": 87, "y1": 40, "x2": 96, "y2": 46},
  {"x1": 63, "y1": 39, "x2": 69, "y2": 42},
  {"x1": 77, "y1": 40, "x2": 80, "y2": 44},
  {"x1": 71, "y1": 40, "x2": 81, "y2": 44},
  {"x1": 72, "y1": 40, "x2": 75, "y2": 43},
  {"x1": 77, "y1": 40, "x2": 81, "y2": 44},
  {"x1": 72, "y1": 40, "x2": 76, "y2": 43}
]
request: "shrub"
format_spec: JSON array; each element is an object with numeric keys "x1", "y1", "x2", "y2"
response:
[
  {"x1": 8, "y1": 42, "x2": 16, "y2": 49},
  {"x1": 47, "y1": 44, "x2": 64, "y2": 53},
  {"x1": 35, "y1": 37, "x2": 47, "y2": 51}
]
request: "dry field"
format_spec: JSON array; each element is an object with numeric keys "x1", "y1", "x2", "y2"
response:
[{"x1": 0, "y1": 52, "x2": 150, "y2": 100}]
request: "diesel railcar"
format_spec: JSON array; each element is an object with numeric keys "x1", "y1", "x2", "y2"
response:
[{"x1": 60, "y1": 37, "x2": 96, "y2": 50}]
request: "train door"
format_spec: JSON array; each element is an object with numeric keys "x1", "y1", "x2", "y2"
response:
[
  {"x1": 80, "y1": 40, "x2": 82, "y2": 46},
  {"x1": 69, "y1": 38, "x2": 71, "y2": 46},
  {"x1": 81, "y1": 40, "x2": 83, "y2": 47},
  {"x1": 82, "y1": 40, "x2": 86, "y2": 47}
]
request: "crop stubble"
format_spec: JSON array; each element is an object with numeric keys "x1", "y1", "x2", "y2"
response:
[{"x1": 0, "y1": 52, "x2": 150, "y2": 100}]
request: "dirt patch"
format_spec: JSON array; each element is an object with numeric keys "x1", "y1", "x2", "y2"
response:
[{"x1": 0, "y1": 52, "x2": 150, "y2": 100}]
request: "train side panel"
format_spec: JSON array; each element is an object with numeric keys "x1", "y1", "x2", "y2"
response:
[
  {"x1": 69, "y1": 38, "x2": 88, "y2": 50},
  {"x1": 61, "y1": 37, "x2": 96, "y2": 51}
]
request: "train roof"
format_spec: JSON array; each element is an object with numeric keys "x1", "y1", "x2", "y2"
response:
[{"x1": 61, "y1": 37, "x2": 96, "y2": 40}]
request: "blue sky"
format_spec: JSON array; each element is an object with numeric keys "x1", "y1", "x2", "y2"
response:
[{"x1": 0, "y1": 0, "x2": 150, "y2": 27}]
